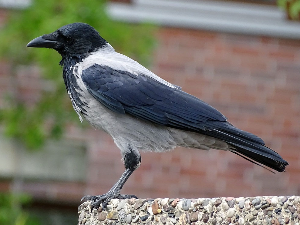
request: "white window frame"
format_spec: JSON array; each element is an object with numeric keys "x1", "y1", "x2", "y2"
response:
[{"x1": 107, "y1": 0, "x2": 300, "y2": 39}]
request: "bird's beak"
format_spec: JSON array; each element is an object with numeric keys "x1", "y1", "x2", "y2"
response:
[{"x1": 27, "y1": 35, "x2": 57, "y2": 48}]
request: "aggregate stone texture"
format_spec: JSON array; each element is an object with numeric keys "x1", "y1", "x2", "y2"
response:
[{"x1": 78, "y1": 196, "x2": 300, "y2": 225}]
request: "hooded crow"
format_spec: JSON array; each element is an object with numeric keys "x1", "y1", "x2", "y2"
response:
[{"x1": 27, "y1": 23, "x2": 288, "y2": 208}]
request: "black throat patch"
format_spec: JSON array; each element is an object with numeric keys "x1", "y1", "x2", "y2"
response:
[{"x1": 62, "y1": 56, "x2": 88, "y2": 120}]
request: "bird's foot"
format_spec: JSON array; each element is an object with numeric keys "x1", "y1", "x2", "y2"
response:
[
  {"x1": 81, "y1": 192, "x2": 138, "y2": 209},
  {"x1": 81, "y1": 168, "x2": 138, "y2": 209}
]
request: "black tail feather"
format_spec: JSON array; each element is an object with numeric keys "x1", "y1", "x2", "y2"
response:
[
  {"x1": 229, "y1": 149, "x2": 276, "y2": 173},
  {"x1": 203, "y1": 122, "x2": 288, "y2": 172},
  {"x1": 228, "y1": 143, "x2": 287, "y2": 172}
]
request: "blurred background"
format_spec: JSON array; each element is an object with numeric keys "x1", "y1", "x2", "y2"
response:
[{"x1": 0, "y1": 0, "x2": 299, "y2": 224}]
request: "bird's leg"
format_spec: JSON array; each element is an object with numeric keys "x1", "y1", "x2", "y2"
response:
[{"x1": 81, "y1": 145, "x2": 141, "y2": 209}]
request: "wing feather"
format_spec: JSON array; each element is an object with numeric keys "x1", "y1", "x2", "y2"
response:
[{"x1": 81, "y1": 64, "x2": 226, "y2": 130}]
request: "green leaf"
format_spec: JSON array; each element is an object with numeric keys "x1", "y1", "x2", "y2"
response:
[{"x1": 0, "y1": 0, "x2": 156, "y2": 150}]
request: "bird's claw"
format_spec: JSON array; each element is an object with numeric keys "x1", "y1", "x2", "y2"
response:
[{"x1": 81, "y1": 193, "x2": 138, "y2": 209}]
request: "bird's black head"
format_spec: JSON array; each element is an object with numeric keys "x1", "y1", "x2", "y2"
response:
[{"x1": 27, "y1": 23, "x2": 107, "y2": 58}]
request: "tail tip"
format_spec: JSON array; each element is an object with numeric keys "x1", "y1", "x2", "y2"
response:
[{"x1": 277, "y1": 160, "x2": 289, "y2": 172}]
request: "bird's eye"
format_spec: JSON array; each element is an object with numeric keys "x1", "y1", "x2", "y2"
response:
[
  {"x1": 57, "y1": 30, "x2": 73, "y2": 44},
  {"x1": 66, "y1": 36, "x2": 74, "y2": 44}
]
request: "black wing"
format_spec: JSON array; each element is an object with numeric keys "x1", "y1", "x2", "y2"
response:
[
  {"x1": 81, "y1": 64, "x2": 227, "y2": 128},
  {"x1": 81, "y1": 64, "x2": 288, "y2": 172}
]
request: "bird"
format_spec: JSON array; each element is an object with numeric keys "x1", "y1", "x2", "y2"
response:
[{"x1": 27, "y1": 22, "x2": 288, "y2": 208}]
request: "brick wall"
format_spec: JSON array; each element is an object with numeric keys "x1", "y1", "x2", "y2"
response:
[{"x1": 1, "y1": 26, "x2": 299, "y2": 203}]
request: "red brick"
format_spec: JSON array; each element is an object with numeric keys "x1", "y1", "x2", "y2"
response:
[
  {"x1": 157, "y1": 62, "x2": 185, "y2": 73},
  {"x1": 220, "y1": 79, "x2": 248, "y2": 91},
  {"x1": 211, "y1": 89, "x2": 230, "y2": 102},
  {"x1": 180, "y1": 167, "x2": 206, "y2": 177},
  {"x1": 157, "y1": 27, "x2": 188, "y2": 40},
  {"x1": 280, "y1": 118, "x2": 300, "y2": 130},
  {"x1": 152, "y1": 174, "x2": 181, "y2": 189},
  {"x1": 274, "y1": 86, "x2": 300, "y2": 97},
  {"x1": 277, "y1": 62, "x2": 300, "y2": 73},
  {"x1": 186, "y1": 29, "x2": 217, "y2": 41},
  {"x1": 229, "y1": 90, "x2": 258, "y2": 104},
  {"x1": 222, "y1": 179, "x2": 254, "y2": 196},
  {"x1": 204, "y1": 56, "x2": 233, "y2": 67},
  {"x1": 271, "y1": 104, "x2": 298, "y2": 117},
  {"x1": 280, "y1": 148, "x2": 300, "y2": 165},
  {"x1": 239, "y1": 58, "x2": 269, "y2": 71},
  {"x1": 178, "y1": 186, "x2": 215, "y2": 198},
  {"x1": 286, "y1": 72, "x2": 300, "y2": 87},
  {"x1": 266, "y1": 95, "x2": 293, "y2": 106},
  {"x1": 176, "y1": 37, "x2": 209, "y2": 50},
  {"x1": 272, "y1": 129, "x2": 299, "y2": 140},
  {"x1": 278, "y1": 38, "x2": 300, "y2": 48},
  {"x1": 238, "y1": 103, "x2": 266, "y2": 115},
  {"x1": 231, "y1": 46, "x2": 261, "y2": 56},
  {"x1": 222, "y1": 34, "x2": 261, "y2": 46},
  {"x1": 217, "y1": 169, "x2": 245, "y2": 182},
  {"x1": 213, "y1": 43, "x2": 232, "y2": 56},
  {"x1": 182, "y1": 79, "x2": 213, "y2": 97},
  {"x1": 246, "y1": 116, "x2": 276, "y2": 128},
  {"x1": 184, "y1": 175, "x2": 217, "y2": 190},
  {"x1": 288, "y1": 174, "x2": 300, "y2": 186},
  {"x1": 183, "y1": 76, "x2": 213, "y2": 88},
  {"x1": 227, "y1": 158, "x2": 255, "y2": 172},
  {"x1": 260, "y1": 36, "x2": 278, "y2": 46},
  {"x1": 224, "y1": 114, "x2": 247, "y2": 127},
  {"x1": 213, "y1": 67, "x2": 242, "y2": 78},
  {"x1": 268, "y1": 50, "x2": 296, "y2": 60},
  {"x1": 250, "y1": 71, "x2": 276, "y2": 81},
  {"x1": 260, "y1": 183, "x2": 289, "y2": 196},
  {"x1": 240, "y1": 126, "x2": 269, "y2": 139}
]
